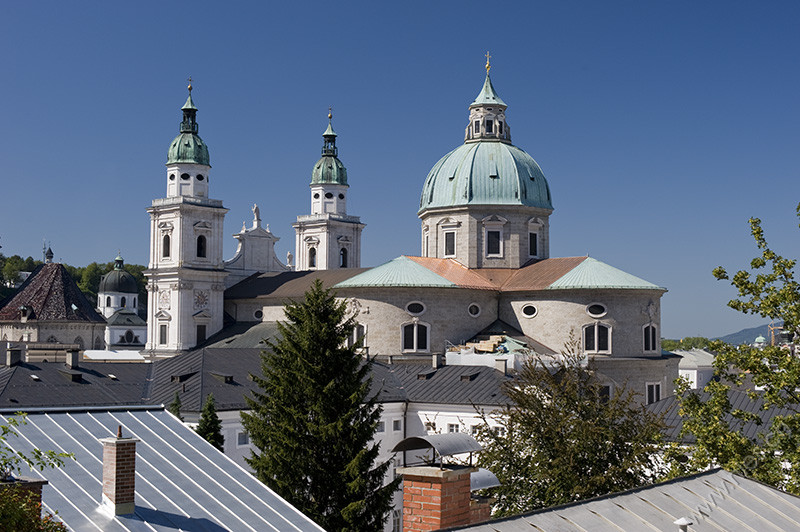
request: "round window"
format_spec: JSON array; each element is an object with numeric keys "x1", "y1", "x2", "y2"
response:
[
  {"x1": 468, "y1": 304, "x2": 481, "y2": 317},
  {"x1": 254, "y1": 309, "x2": 263, "y2": 320},
  {"x1": 196, "y1": 174, "x2": 205, "y2": 181},
  {"x1": 587, "y1": 303, "x2": 607, "y2": 318},
  {"x1": 522, "y1": 304, "x2": 537, "y2": 318},
  {"x1": 406, "y1": 302, "x2": 425, "y2": 315},
  {"x1": 325, "y1": 192, "x2": 334, "y2": 199},
  {"x1": 338, "y1": 193, "x2": 344, "y2": 199},
  {"x1": 180, "y1": 173, "x2": 190, "y2": 180},
  {"x1": 169, "y1": 174, "x2": 175, "y2": 181},
  {"x1": 314, "y1": 193, "x2": 320, "y2": 199}
]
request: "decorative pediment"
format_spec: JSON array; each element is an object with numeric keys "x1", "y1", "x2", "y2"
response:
[
  {"x1": 304, "y1": 236, "x2": 320, "y2": 244},
  {"x1": 154, "y1": 310, "x2": 172, "y2": 321},
  {"x1": 437, "y1": 217, "x2": 461, "y2": 229},
  {"x1": 193, "y1": 220, "x2": 212, "y2": 230},
  {"x1": 481, "y1": 214, "x2": 508, "y2": 225},
  {"x1": 158, "y1": 221, "x2": 174, "y2": 230},
  {"x1": 193, "y1": 309, "x2": 212, "y2": 320},
  {"x1": 527, "y1": 216, "x2": 543, "y2": 228},
  {"x1": 337, "y1": 235, "x2": 352, "y2": 243}
]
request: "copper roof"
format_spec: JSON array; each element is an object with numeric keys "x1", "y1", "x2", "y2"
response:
[
  {"x1": 0, "y1": 263, "x2": 104, "y2": 322},
  {"x1": 406, "y1": 257, "x2": 498, "y2": 290},
  {"x1": 488, "y1": 257, "x2": 589, "y2": 291}
]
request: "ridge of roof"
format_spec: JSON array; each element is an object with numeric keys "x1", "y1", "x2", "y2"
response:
[{"x1": 405, "y1": 257, "x2": 498, "y2": 290}]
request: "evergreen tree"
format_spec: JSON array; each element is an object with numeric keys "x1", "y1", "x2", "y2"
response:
[
  {"x1": 168, "y1": 391, "x2": 184, "y2": 421},
  {"x1": 242, "y1": 280, "x2": 399, "y2": 532},
  {"x1": 196, "y1": 393, "x2": 224, "y2": 451}
]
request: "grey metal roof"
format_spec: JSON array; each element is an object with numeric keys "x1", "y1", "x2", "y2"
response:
[
  {"x1": 225, "y1": 269, "x2": 368, "y2": 300},
  {"x1": 648, "y1": 389, "x2": 796, "y2": 443},
  {"x1": 389, "y1": 363, "x2": 511, "y2": 406},
  {"x1": 452, "y1": 469, "x2": 800, "y2": 531},
  {"x1": 0, "y1": 407, "x2": 323, "y2": 531}
]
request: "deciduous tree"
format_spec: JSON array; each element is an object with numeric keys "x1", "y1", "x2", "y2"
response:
[{"x1": 241, "y1": 280, "x2": 399, "y2": 531}]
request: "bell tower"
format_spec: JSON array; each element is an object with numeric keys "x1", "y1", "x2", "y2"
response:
[
  {"x1": 293, "y1": 111, "x2": 364, "y2": 270},
  {"x1": 144, "y1": 83, "x2": 228, "y2": 357}
]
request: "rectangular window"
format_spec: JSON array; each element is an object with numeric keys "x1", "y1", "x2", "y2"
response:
[
  {"x1": 644, "y1": 325, "x2": 657, "y2": 352},
  {"x1": 473, "y1": 120, "x2": 480, "y2": 133},
  {"x1": 529, "y1": 232, "x2": 538, "y2": 257},
  {"x1": 584, "y1": 326, "x2": 595, "y2": 351},
  {"x1": 237, "y1": 431, "x2": 249, "y2": 446},
  {"x1": 485, "y1": 119, "x2": 493, "y2": 133},
  {"x1": 392, "y1": 510, "x2": 401, "y2": 532},
  {"x1": 471, "y1": 425, "x2": 480, "y2": 436},
  {"x1": 424, "y1": 235, "x2": 429, "y2": 257},
  {"x1": 646, "y1": 383, "x2": 661, "y2": 405},
  {"x1": 447, "y1": 423, "x2": 460, "y2": 433},
  {"x1": 597, "y1": 324, "x2": 609, "y2": 351},
  {"x1": 498, "y1": 121, "x2": 504, "y2": 134},
  {"x1": 393, "y1": 419, "x2": 402, "y2": 432},
  {"x1": 444, "y1": 231, "x2": 456, "y2": 257},
  {"x1": 403, "y1": 324, "x2": 415, "y2": 350},
  {"x1": 486, "y1": 230, "x2": 501, "y2": 256},
  {"x1": 159, "y1": 324, "x2": 168, "y2": 345},
  {"x1": 377, "y1": 421, "x2": 385, "y2": 433},
  {"x1": 196, "y1": 324, "x2": 206, "y2": 344},
  {"x1": 416, "y1": 325, "x2": 427, "y2": 350}
]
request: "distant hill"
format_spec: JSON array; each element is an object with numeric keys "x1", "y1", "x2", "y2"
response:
[{"x1": 715, "y1": 323, "x2": 774, "y2": 345}]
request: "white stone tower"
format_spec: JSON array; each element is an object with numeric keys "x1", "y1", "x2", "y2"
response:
[
  {"x1": 144, "y1": 84, "x2": 228, "y2": 357},
  {"x1": 293, "y1": 111, "x2": 364, "y2": 270}
]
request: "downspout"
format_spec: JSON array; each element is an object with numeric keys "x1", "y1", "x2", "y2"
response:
[{"x1": 402, "y1": 399, "x2": 409, "y2": 468}]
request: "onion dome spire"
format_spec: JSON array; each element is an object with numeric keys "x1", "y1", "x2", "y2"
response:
[
  {"x1": 113, "y1": 253, "x2": 124, "y2": 270},
  {"x1": 167, "y1": 78, "x2": 210, "y2": 166},
  {"x1": 180, "y1": 80, "x2": 199, "y2": 134},
  {"x1": 322, "y1": 107, "x2": 338, "y2": 157}
]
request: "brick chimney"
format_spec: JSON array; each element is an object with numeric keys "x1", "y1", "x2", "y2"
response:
[
  {"x1": 399, "y1": 465, "x2": 476, "y2": 531},
  {"x1": 99, "y1": 425, "x2": 138, "y2": 515}
]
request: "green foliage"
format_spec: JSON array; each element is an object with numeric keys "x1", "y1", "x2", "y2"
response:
[
  {"x1": 661, "y1": 336, "x2": 710, "y2": 352},
  {"x1": 1, "y1": 414, "x2": 74, "y2": 481},
  {"x1": 242, "y1": 280, "x2": 399, "y2": 531},
  {"x1": 477, "y1": 337, "x2": 666, "y2": 516},
  {"x1": 168, "y1": 392, "x2": 184, "y2": 422},
  {"x1": 0, "y1": 487, "x2": 68, "y2": 531},
  {"x1": 1, "y1": 255, "x2": 39, "y2": 286},
  {"x1": 669, "y1": 204, "x2": 800, "y2": 493},
  {"x1": 196, "y1": 394, "x2": 224, "y2": 451}
]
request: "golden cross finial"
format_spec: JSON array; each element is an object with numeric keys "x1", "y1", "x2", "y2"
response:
[
  {"x1": 187, "y1": 76, "x2": 193, "y2": 92},
  {"x1": 328, "y1": 106, "x2": 333, "y2": 120},
  {"x1": 485, "y1": 51, "x2": 491, "y2": 73}
]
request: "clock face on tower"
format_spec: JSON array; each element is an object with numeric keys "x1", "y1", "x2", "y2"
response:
[{"x1": 194, "y1": 290, "x2": 209, "y2": 310}]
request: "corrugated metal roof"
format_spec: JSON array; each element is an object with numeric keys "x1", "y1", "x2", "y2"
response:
[
  {"x1": 335, "y1": 256, "x2": 457, "y2": 288},
  {"x1": 454, "y1": 469, "x2": 800, "y2": 531},
  {"x1": 546, "y1": 257, "x2": 665, "y2": 291},
  {"x1": 390, "y1": 363, "x2": 510, "y2": 406},
  {"x1": 225, "y1": 268, "x2": 368, "y2": 300},
  {"x1": 0, "y1": 407, "x2": 323, "y2": 531}
]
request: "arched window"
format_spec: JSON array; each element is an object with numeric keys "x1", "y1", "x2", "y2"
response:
[
  {"x1": 643, "y1": 324, "x2": 658, "y2": 353},
  {"x1": 162, "y1": 234, "x2": 171, "y2": 258},
  {"x1": 121, "y1": 297, "x2": 126, "y2": 307},
  {"x1": 402, "y1": 321, "x2": 429, "y2": 352},
  {"x1": 106, "y1": 296, "x2": 111, "y2": 307},
  {"x1": 309, "y1": 247, "x2": 317, "y2": 268},
  {"x1": 583, "y1": 323, "x2": 610, "y2": 353},
  {"x1": 197, "y1": 235, "x2": 207, "y2": 258},
  {"x1": 340, "y1": 248, "x2": 348, "y2": 268}
]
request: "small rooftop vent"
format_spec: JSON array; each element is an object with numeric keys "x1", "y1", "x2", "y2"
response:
[
  {"x1": 58, "y1": 368, "x2": 83, "y2": 383},
  {"x1": 417, "y1": 369, "x2": 436, "y2": 380},
  {"x1": 171, "y1": 372, "x2": 196, "y2": 383},
  {"x1": 30, "y1": 374, "x2": 40, "y2": 381},
  {"x1": 460, "y1": 371, "x2": 479, "y2": 382},
  {"x1": 210, "y1": 372, "x2": 233, "y2": 384}
]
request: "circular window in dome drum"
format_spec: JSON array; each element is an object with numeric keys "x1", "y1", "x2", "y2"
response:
[
  {"x1": 325, "y1": 192, "x2": 334, "y2": 199},
  {"x1": 587, "y1": 303, "x2": 607, "y2": 318},
  {"x1": 468, "y1": 304, "x2": 481, "y2": 317},
  {"x1": 522, "y1": 304, "x2": 537, "y2": 318},
  {"x1": 405, "y1": 302, "x2": 425, "y2": 316}
]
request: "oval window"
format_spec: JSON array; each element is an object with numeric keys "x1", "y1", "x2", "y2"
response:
[
  {"x1": 338, "y1": 193, "x2": 344, "y2": 199},
  {"x1": 522, "y1": 304, "x2": 537, "y2": 318},
  {"x1": 587, "y1": 303, "x2": 607, "y2": 318},
  {"x1": 406, "y1": 302, "x2": 425, "y2": 315},
  {"x1": 325, "y1": 192, "x2": 334, "y2": 199},
  {"x1": 169, "y1": 174, "x2": 176, "y2": 181},
  {"x1": 196, "y1": 174, "x2": 205, "y2": 181},
  {"x1": 254, "y1": 310, "x2": 263, "y2": 320},
  {"x1": 314, "y1": 193, "x2": 320, "y2": 199},
  {"x1": 181, "y1": 173, "x2": 190, "y2": 180},
  {"x1": 468, "y1": 304, "x2": 481, "y2": 317}
]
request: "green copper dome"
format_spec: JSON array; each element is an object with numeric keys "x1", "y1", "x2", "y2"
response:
[
  {"x1": 419, "y1": 142, "x2": 552, "y2": 212},
  {"x1": 311, "y1": 118, "x2": 348, "y2": 185},
  {"x1": 166, "y1": 92, "x2": 210, "y2": 166}
]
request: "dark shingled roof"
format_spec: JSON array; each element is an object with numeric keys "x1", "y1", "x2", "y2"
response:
[
  {"x1": 0, "y1": 263, "x2": 104, "y2": 322},
  {"x1": 225, "y1": 268, "x2": 369, "y2": 300},
  {"x1": 648, "y1": 389, "x2": 797, "y2": 443},
  {"x1": 390, "y1": 363, "x2": 511, "y2": 406}
]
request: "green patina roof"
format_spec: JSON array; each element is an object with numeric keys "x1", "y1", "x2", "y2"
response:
[
  {"x1": 334, "y1": 256, "x2": 456, "y2": 288},
  {"x1": 311, "y1": 120, "x2": 347, "y2": 185},
  {"x1": 471, "y1": 73, "x2": 506, "y2": 107},
  {"x1": 547, "y1": 257, "x2": 665, "y2": 291},
  {"x1": 182, "y1": 93, "x2": 198, "y2": 111},
  {"x1": 323, "y1": 122, "x2": 336, "y2": 137},
  {"x1": 167, "y1": 133, "x2": 210, "y2": 166},
  {"x1": 419, "y1": 141, "x2": 552, "y2": 212}
]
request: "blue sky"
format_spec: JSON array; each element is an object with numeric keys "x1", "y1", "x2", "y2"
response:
[{"x1": 1, "y1": 1, "x2": 798, "y2": 339}]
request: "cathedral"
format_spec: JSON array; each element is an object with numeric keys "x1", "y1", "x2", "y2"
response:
[{"x1": 143, "y1": 62, "x2": 677, "y2": 403}]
